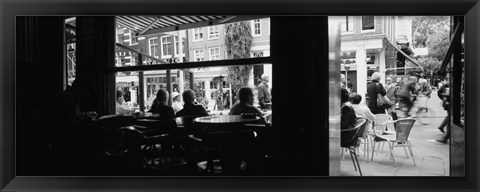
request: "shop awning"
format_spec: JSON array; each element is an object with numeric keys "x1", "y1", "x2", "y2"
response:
[
  {"x1": 383, "y1": 37, "x2": 423, "y2": 72},
  {"x1": 115, "y1": 15, "x2": 265, "y2": 36}
]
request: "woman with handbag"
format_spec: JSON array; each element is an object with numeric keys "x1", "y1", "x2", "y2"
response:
[{"x1": 367, "y1": 72, "x2": 389, "y2": 114}]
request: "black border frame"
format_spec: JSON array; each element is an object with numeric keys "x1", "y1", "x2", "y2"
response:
[{"x1": 1, "y1": 0, "x2": 479, "y2": 191}]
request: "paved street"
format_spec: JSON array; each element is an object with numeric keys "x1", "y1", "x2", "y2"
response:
[{"x1": 341, "y1": 89, "x2": 450, "y2": 176}]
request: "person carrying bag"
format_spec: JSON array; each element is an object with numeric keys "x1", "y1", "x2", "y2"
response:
[{"x1": 376, "y1": 83, "x2": 393, "y2": 110}]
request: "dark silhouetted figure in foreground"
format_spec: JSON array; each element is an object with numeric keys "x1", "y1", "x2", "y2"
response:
[{"x1": 47, "y1": 75, "x2": 104, "y2": 174}]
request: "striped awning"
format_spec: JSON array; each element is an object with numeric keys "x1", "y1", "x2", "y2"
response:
[{"x1": 115, "y1": 15, "x2": 228, "y2": 35}]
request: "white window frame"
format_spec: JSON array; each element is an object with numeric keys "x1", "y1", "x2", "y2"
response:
[
  {"x1": 193, "y1": 28, "x2": 204, "y2": 41},
  {"x1": 160, "y1": 35, "x2": 172, "y2": 58},
  {"x1": 148, "y1": 37, "x2": 159, "y2": 58},
  {"x1": 208, "y1": 47, "x2": 220, "y2": 61},
  {"x1": 174, "y1": 36, "x2": 186, "y2": 57},
  {"x1": 129, "y1": 31, "x2": 138, "y2": 45},
  {"x1": 341, "y1": 16, "x2": 355, "y2": 34},
  {"x1": 193, "y1": 49, "x2": 205, "y2": 61},
  {"x1": 207, "y1": 25, "x2": 219, "y2": 40},
  {"x1": 252, "y1": 19, "x2": 262, "y2": 37},
  {"x1": 361, "y1": 16, "x2": 376, "y2": 33}
]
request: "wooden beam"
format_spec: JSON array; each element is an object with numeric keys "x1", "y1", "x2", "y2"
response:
[
  {"x1": 108, "y1": 57, "x2": 271, "y2": 72},
  {"x1": 139, "y1": 17, "x2": 161, "y2": 35},
  {"x1": 116, "y1": 43, "x2": 169, "y2": 64}
]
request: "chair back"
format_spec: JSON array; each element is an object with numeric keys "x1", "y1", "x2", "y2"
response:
[
  {"x1": 374, "y1": 114, "x2": 392, "y2": 125},
  {"x1": 341, "y1": 118, "x2": 367, "y2": 147},
  {"x1": 355, "y1": 117, "x2": 371, "y2": 138},
  {"x1": 395, "y1": 119, "x2": 416, "y2": 142}
]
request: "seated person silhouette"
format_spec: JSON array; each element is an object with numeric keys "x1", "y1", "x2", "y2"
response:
[
  {"x1": 229, "y1": 87, "x2": 263, "y2": 117},
  {"x1": 175, "y1": 89, "x2": 209, "y2": 117},
  {"x1": 149, "y1": 89, "x2": 175, "y2": 120}
]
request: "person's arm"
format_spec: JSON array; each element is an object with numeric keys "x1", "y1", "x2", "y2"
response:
[
  {"x1": 198, "y1": 105, "x2": 209, "y2": 116},
  {"x1": 437, "y1": 85, "x2": 445, "y2": 99},
  {"x1": 258, "y1": 86, "x2": 265, "y2": 103},
  {"x1": 378, "y1": 83, "x2": 387, "y2": 96}
]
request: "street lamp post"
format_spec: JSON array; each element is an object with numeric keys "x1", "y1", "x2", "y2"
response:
[{"x1": 344, "y1": 64, "x2": 351, "y2": 91}]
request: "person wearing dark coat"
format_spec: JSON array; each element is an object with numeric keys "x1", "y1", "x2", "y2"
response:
[
  {"x1": 367, "y1": 72, "x2": 387, "y2": 114},
  {"x1": 149, "y1": 89, "x2": 175, "y2": 120},
  {"x1": 175, "y1": 89, "x2": 209, "y2": 117},
  {"x1": 436, "y1": 75, "x2": 451, "y2": 143}
]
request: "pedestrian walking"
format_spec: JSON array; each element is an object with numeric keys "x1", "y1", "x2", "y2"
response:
[{"x1": 436, "y1": 75, "x2": 451, "y2": 144}]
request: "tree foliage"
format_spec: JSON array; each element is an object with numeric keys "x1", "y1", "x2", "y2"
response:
[
  {"x1": 412, "y1": 16, "x2": 450, "y2": 48},
  {"x1": 412, "y1": 16, "x2": 451, "y2": 80},
  {"x1": 224, "y1": 21, "x2": 253, "y2": 103}
]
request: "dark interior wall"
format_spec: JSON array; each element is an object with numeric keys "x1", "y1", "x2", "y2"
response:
[
  {"x1": 75, "y1": 16, "x2": 115, "y2": 115},
  {"x1": 15, "y1": 16, "x2": 66, "y2": 175},
  {"x1": 271, "y1": 17, "x2": 329, "y2": 175},
  {"x1": 16, "y1": 16, "x2": 65, "y2": 115}
]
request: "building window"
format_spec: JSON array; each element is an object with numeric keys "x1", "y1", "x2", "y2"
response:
[
  {"x1": 207, "y1": 26, "x2": 219, "y2": 39},
  {"x1": 209, "y1": 47, "x2": 220, "y2": 61},
  {"x1": 161, "y1": 36, "x2": 172, "y2": 58},
  {"x1": 361, "y1": 16, "x2": 375, "y2": 31},
  {"x1": 193, "y1": 28, "x2": 204, "y2": 41},
  {"x1": 252, "y1": 19, "x2": 261, "y2": 36},
  {"x1": 194, "y1": 49, "x2": 205, "y2": 61},
  {"x1": 130, "y1": 31, "x2": 138, "y2": 45},
  {"x1": 341, "y1": 16, "x2": 355, "y2": 33},
  {"x1": 174, "y1": 36, "x2": 185, "y2": 56},
  {"x1": 148, "y1": 37, "x2": 159, "y2": 58}
]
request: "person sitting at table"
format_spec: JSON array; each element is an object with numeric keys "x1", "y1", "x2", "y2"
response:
[
  {"x1": 116, "y1": 89, "x2": 133, "y2": 115},
  {"x1": 229, "y1": 87, "x2": 264, "y2": 117},
  {"x1": 175, "y1": 89, "x2": 209, "y2": 117},
  {"x1": 149, "y1": 89, "x2": 175, "y2": 119},
  {"x1": 350, "y1": 92, "x2": 375, "y2": 137},
  {"x1": 171, "y1": 91, "x2": 183, "y2": 114},
  {"x1": 341, "y1": 88, "x2": 357, "y2": 142}
]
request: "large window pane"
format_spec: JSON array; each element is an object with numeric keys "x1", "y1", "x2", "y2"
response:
[{"x1": 115, "y1": 17, "x2": 270, "y2": 64}]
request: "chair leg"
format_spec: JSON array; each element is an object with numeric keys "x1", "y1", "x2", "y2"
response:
[
  {"x1": 371, "y1": 142, "x2": 376, "y2": 161},
  {"x1": 407, "y1": 141, "x2": 416, "y2": 166},
  {"x1": 351, "y1": 148, "x2": 362, "y2": 176},
  {"x1": 403, "y1": 145, "x2": 409, "y2": 159},
  {"x1": 349, "y1": 148, "x2": 357, "y2": 171},
  {"x1": 388, "y1": 142, "x2": 397, "y2": 167}
]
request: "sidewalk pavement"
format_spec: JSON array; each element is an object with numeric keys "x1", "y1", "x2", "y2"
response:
[{"x1": 341, "y1": 90, "x2": 450, "y2": 176}]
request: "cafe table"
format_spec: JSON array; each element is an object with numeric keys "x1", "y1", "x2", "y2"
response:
[{"x1": 194, "y1": 114, "x2": 262, "y2": 126}]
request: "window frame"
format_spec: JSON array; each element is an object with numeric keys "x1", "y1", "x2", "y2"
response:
[
  {"x1": 160, "y1": 35, "x2": 172, "y2": 58},
  {"x1": 252, "y1": 19, "x2": 262, "y2": 37},
  {"x1": 193, "y1": 49, "x2": 205, "y2": 61},
  {"x1": 192, "y1": 27, "x2": 204, "y2": 42},
  {"x1": 207, "y1": 25, "x2": 220, "y2": 40},
  {"x1": 340, "y1": 16, "x2": 355, "y2": 34},
  {"x1": 208, "y1": 47, "x2": 220, "y2": 61},
  {"x1": 148, "y1": 37, "x2": 159, "y2": 58},
  {"x1": 361, "y1": 16, "x2": 376, "y2": 33}
]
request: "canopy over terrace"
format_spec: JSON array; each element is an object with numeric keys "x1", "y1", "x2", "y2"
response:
[{"x1": 115, "y1": 15, "x2": 265, "y2": 36}]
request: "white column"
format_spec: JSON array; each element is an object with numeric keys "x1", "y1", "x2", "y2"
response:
[
  {"x1": 356, "y1": 48, "x2": 368, "y2": 104},
  {"x1": 379, "y1": 50, "x2": 386, "y2": 84},
  {"x1": 248, "y1": 69, "x2": 255, "y2": 87},
  {"x1": 205, "y1": 79, "x2": 211, "y2": 101}
]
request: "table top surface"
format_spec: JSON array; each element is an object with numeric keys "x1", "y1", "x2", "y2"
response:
[{"x1": 194, "y1": 115, "x2": 261, "y2": 124}]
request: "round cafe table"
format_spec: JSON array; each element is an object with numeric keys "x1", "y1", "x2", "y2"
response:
[{"x1": 194, "y1": 115, "x2": 262, "y2": 126}]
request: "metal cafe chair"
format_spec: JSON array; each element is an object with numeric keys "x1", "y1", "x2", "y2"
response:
[
  {"x1": 372, "y1": 114, "x2": 394, "y2": 153},
  {"x1": 370, "y1": 118, "x2": 417, "y2": 167},
  {"x1": 356, "y1": 117, "x2": 373, "y2": 163},
  {"x1": 341, "y1": 118, "x2": 368, "y2": 176}
]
